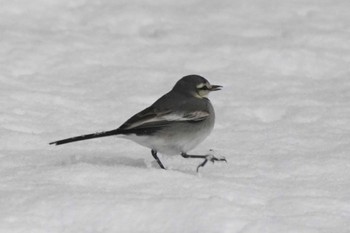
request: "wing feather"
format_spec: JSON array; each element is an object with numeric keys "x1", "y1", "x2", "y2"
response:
[{"x1": 119, "y1": 106, "x2": 209, "y2": 131}]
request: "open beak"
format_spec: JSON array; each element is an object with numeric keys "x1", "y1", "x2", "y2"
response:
[{"x1": 210, "y1": 85, "x2": 223, "y2": 91}]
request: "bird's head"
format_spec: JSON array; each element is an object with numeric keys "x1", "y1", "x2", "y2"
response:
[{"x1": 172, "y1": 75, "x2": 222, "y2": 98}]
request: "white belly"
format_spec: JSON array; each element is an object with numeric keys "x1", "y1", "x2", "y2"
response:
[{"x1": 120, "y1": 119, "x2": 214, "y2": 155}]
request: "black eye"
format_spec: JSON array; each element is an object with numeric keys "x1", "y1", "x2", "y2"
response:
[{"x1": 198, "y1": 85, "x2": 209, "y2": 90}]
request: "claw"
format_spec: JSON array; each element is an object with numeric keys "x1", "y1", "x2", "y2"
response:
[
  {"x1": 196, "y1": 154, "x2": 227, "y2": 172},
  {"x1": 211, "y1": 156, "x2": 227, "y2": 163},
  {"x1": 196, "y1": 158, "x2": 209, "y2": 172},
  {"x1": 207, "y1": 150, "x2": 227, "y2": 163}
]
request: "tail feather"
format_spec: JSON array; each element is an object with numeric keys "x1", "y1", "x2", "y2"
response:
[{"x1": 49, "y1": 129, "x2": 120, "y2": 146}]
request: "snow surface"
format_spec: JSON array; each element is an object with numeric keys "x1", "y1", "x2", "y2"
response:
[{"x1": 1, "y1": 0, "x2": 350, "y2": 232}]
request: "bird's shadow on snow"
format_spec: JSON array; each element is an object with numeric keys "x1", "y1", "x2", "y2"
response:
[{"x1": 56, "y1": 154, "x2": 200, "y2": 175}]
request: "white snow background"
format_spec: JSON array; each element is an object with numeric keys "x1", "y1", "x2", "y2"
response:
[{"x1": 1, "y1": 0, "x2": 350, "y2": 232}]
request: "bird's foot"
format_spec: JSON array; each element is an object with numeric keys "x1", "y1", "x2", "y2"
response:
[{"x1": 196, "y1": 150, "x2": 227, "y2": 172}]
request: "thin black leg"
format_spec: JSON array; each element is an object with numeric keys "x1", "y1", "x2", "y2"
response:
[
  {"x1": 181, "y1": 152, "x2": 227, "y2": 172},
  {"x1": 151, "y1": 150, "x2": 166, "y2": 169}
]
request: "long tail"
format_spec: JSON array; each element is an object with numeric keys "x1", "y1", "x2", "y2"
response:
[{"x1": 49, "y1": 129, "x2": 120, "y2": 146}]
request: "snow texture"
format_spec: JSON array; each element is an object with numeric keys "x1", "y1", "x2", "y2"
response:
[{"x1": 1, "y1": 0, "x2": 350, "y2": 232}]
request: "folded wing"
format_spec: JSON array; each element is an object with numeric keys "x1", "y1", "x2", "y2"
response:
[{"x1": 117, "y1": 106, "x2": 209, "y2": 135}]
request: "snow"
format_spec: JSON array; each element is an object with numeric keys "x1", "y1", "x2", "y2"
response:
[{"x1": 1, "y1": 0, "x2": 350, "y2": 232}]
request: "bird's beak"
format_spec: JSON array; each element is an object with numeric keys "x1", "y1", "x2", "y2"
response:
[{"x1": 210, "y1": 85, "x2": 223, "y2": 91}]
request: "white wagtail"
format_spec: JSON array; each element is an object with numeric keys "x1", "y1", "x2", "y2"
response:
[{"x1": 50, "y1": 75, "x2": 226, "y2": 171}]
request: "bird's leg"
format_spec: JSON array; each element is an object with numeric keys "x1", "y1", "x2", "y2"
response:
[
  {"x1": 151, "y1": 149, "x2": 166, "y2": 169},
  {"x1": 181, "y1": 150, "x2": 227, "y2": 172}
]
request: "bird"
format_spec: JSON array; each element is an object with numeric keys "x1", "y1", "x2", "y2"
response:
[{"x1": 50, "y1": 74, "x2": 226, "y2": 172}]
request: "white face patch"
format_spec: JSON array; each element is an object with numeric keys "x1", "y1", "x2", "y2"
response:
[
  {"x1": 196, "y1": 83, "x2": 206, "y2": 89},
  {"x1": 195, "y1": 82, "x2": 211, "y2": 98}
]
